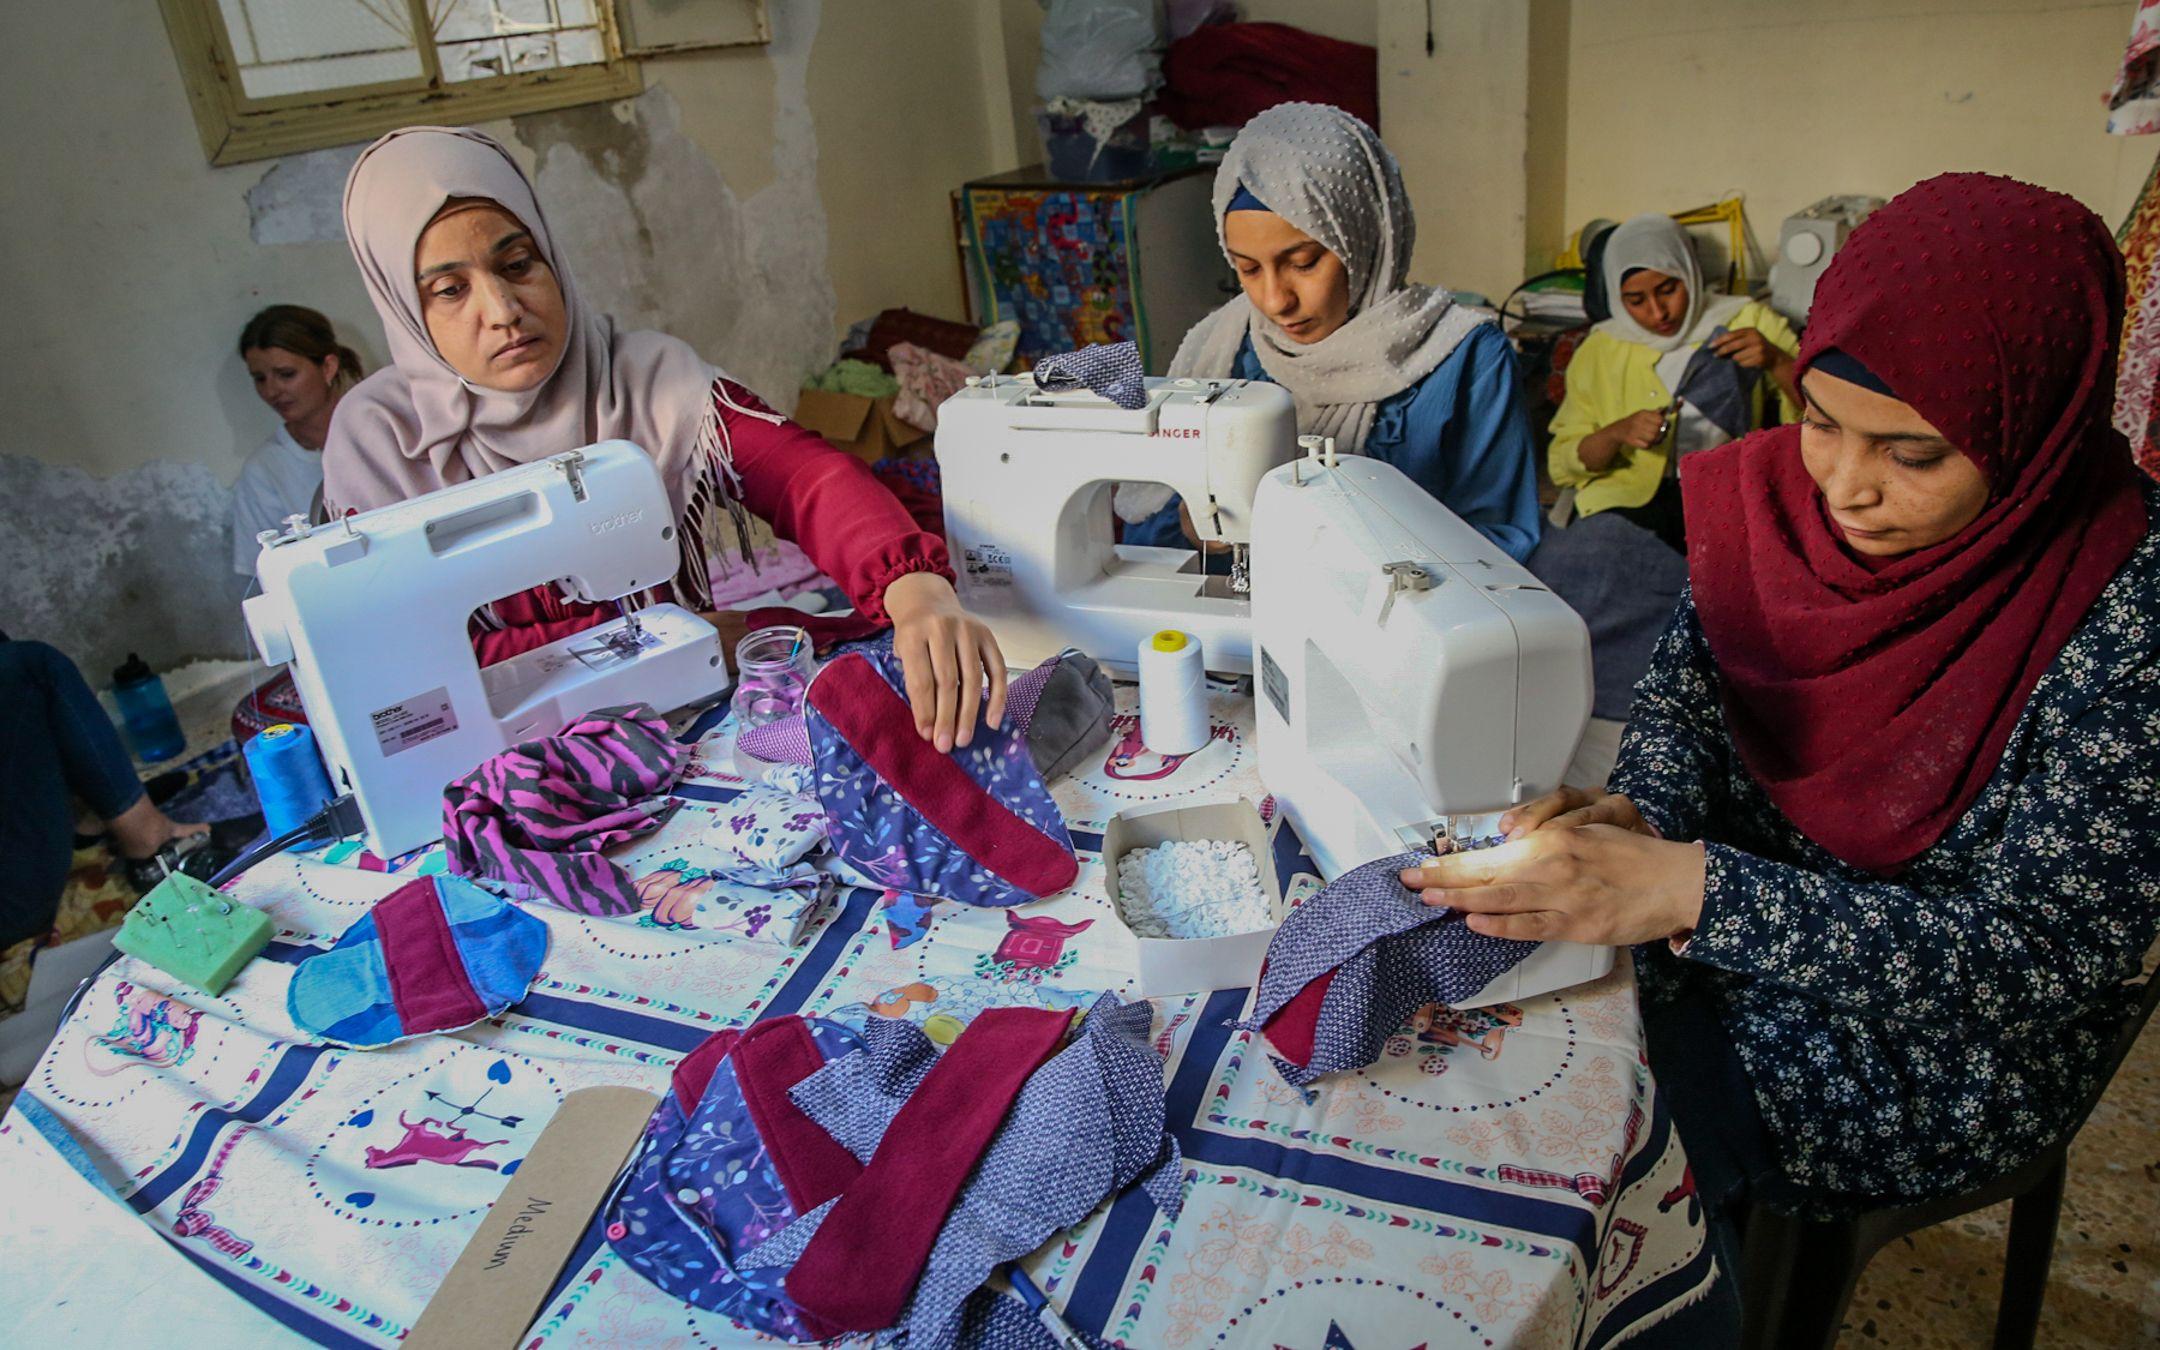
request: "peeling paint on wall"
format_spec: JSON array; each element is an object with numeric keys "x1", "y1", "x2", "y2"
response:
[
  {"x1": 0, "y1": 454, "x2": 251, "y2": 677},
  {"x1": 515, "y1": 0, "x2": 833, "y2": 409},
  {"x1": 246, "y1": 144, "x2": 366, "y2": 245}
]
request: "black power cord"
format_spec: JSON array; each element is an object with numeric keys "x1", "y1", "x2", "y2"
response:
[{"x1": 206, "y1": 793, "x2": 364, "y2": 888}]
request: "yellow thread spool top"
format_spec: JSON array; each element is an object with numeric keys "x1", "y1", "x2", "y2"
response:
[{"x1": 1150, "y1": 630, "x2": 1188, "y2": 653}]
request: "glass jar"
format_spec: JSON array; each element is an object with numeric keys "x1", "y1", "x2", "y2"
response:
[{"x1": 729, "y1": 626, "x2": 815, "y2": 732}]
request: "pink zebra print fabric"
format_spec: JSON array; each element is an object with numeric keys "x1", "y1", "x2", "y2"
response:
[{"x1": 442, "y1": 703, "x2": 686, "y2": 915}]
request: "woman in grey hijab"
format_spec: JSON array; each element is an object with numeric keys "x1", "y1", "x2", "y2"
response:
[{"x1": 1118, "y1": 102, "x2": 1542, "y2": 562}]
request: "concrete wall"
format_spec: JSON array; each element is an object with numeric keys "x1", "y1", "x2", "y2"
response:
[
  {"x1": 0, "y1": 1, "x2": 1008, "y2": 678},
  {"x1": 1559, "y1": 0, "x2": 2147, "y2": 271},
  {"x1": 1377, "y1": 0, "x2": 1554, "y2": 303},
  {"x1": 1374, "y1": 0, "x2": 2145, "y2": 305}
]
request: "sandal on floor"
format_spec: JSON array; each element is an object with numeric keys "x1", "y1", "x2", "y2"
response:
[{"x1": 122, "y1": 832, "x2": 224, "y2": 894}]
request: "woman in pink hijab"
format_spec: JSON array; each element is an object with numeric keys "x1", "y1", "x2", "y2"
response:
[{"x1": 324, "y1": 126, "x2": 1003, "y2": 750}]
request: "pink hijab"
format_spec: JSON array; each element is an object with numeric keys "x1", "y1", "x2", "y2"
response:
[{"x1": 323, "y1": 126, "x2": 769, "y2": 605}]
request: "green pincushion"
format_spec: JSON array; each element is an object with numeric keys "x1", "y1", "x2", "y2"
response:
[{"x1": 112, "y1": 871, "x2": 273, "y2": 995}]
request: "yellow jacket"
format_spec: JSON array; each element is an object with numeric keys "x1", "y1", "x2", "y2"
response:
[{"x1": 1547, "y1": 300, "x2": 1800, "y2": 516}]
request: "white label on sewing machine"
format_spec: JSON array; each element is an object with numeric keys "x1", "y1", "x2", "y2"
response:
[
  {"x1": 961, "y1": 545, "x2": 1013, "y2": 588},
  {"x1": 371, "y1": 687, "x2": 460, "y2": 758}
]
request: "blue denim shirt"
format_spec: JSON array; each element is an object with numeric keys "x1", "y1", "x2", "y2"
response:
[{"x1": 1126, "y1": 322, "x2": 1543, "y2": 562}]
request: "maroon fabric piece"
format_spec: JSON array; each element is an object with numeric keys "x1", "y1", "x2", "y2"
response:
[
  {"x1": 374, "y1": 877, "x2": 488, "y2": 1034},
  {"x1": 1258, "y1": 965, "x2": 1334, "y2": 1068},
  {"x1": 731, "y1": 1019, "x2": 864, "y2": 1215},
  {"x1": 807, "y1": 655, "x2": 1081, "y2": 897},
  {"x1": 842, "y1": 308, "x2": 981, "y2": 371},
  {"x1": 1681, "y1": 173, "x2": 2149, "y2": 874},
  {"x1": 742, "y1": 608, "x2": 888, "y2": 655},
  {"x1": 783, "y1": 1006, "x2": 1071, "y2": 1332},
  {"x1": 670, "y1": 1028, "x2": 741, "y2": 1121},
  {"x1": 1158, "y1": 22, "x2": 1378, "y2": 132}
]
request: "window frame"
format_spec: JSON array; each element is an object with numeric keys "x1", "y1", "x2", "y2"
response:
[{"x1": 158, "y1": 0, "x2": 646, "y2": 167}]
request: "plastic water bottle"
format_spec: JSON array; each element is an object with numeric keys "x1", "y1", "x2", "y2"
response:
[{"x1": 112, "y1": 652, "x2": 185, "y2": 763}]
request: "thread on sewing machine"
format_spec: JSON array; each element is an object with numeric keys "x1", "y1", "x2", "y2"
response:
[
  {"x1": 1137, "y1": 630, "x2": 1209, "y2": 757},
  {"x1": 245, "y1": 721, "x2": 334, "y2": 837}
]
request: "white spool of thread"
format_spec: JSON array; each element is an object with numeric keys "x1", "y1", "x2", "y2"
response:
[{"x1": 1137, "y1": 629, "x2": 1210, "y2": 756}]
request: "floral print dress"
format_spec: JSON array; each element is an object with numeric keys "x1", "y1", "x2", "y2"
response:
[{"x1": 1610, "y1": 512, "x2": 2160, "y2": 1208}]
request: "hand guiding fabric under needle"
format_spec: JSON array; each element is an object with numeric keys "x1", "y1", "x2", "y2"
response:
[{"x1": 1398, "y1": 824, "x2": 1708, "y2": 947}]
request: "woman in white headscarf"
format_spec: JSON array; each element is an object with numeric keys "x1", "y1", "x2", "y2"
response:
[
  {"x1": 1547, "y1": 214, "x2": 1799, "y2": 552},
  {"x1": 1117, "y1": 102, "x2": 1542, "y2": 562}
]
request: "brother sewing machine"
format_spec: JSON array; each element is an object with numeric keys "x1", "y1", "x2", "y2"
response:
[
  {"x1": 1250, "y1": 444, "x2": 1612, "y2": 1007},
  {"x1": 936, "y1": 374, "x2": 1299, "y2": 674},
  {"x1": 243, "y1": 440, "x2": 725, "y2": 860}
]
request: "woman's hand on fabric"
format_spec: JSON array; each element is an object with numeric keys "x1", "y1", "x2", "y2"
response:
[
  {"x1": 1497, "y1": 787, "x2": 1654, "y2": 841},
  {"x1": 1397, "y1": 826, "x2": 1706, "y2": 945},
  {"x1": 884, "y1": 571, "x2": 1009, "y2": 752},
  {"x1": 1708, "y1": 328, "x2": 1785, "y2": 373}
]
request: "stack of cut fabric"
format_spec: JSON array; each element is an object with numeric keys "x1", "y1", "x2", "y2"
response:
[{"x1": 607, "y1": 992, "x2": 1179, "y2": 1345}]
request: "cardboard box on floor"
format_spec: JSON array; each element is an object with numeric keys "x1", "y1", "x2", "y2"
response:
[{"x1": 792, "y1": 387, "x2": 929, "y2": 462}]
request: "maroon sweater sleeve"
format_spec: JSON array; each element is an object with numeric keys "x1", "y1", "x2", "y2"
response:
[
  {"x1": 720, "y1": 382, "x2": 951, "y2": 624},
  {"x1": 470, "y1": 586, "x2": 611, "y2": 667}
]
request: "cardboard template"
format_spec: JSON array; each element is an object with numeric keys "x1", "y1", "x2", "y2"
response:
[{"x1": 405, "y1": 1085, "x2": 657, "y2": 1350}]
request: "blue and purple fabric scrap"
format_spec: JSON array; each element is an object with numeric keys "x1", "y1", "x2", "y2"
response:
[
  {"x1": 605, "y1": 1016, "x2": 866, "y2": 1338},
  {"x1": 803, "y1": 637, "x2": 1077, "y2": 908},
  {"x1": 1234, "y1": 852, "x2": 1538, "y2": 1087},
  {"x1": 1032, "y1": 340, "x2": 1147, "y2": 410},
  {"x1": 739, "y1": 993, "x2": 1182, "y2": 1350}
]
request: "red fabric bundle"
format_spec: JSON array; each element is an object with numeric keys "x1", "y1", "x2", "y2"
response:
[
  {"x1": 1157, "y1": 22, "x2": 1378, "y2": 131},
  {"x1": 1681, "y1": 173, "x2": 2148, "y2": 873}
]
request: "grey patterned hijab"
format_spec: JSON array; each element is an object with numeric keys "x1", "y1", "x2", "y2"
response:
[
  {"x1": 1593, "y1": 213, "x2": 1747, "y2": 353},
  {"x1": 1166, "y1": 103, "x2": 1490, "y2": 455}
]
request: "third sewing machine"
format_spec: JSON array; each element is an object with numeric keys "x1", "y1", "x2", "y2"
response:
[{"x1": 936, "y1": 373, "x2": 1300, "y2": 675}]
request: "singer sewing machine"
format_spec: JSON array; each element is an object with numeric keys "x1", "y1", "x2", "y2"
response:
[
  {"x1": 244, "y1": 440, "x2": 725, "y2": 860},
  {"x1": 1250, "y1": 444, "x2": 1612, "y2": 1008},
  {"x1": 936, "y1": 374, "x2": 1300, "y2": 674}
]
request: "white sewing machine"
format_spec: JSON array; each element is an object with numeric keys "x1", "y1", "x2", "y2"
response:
[
  {"x1": 243, "y1": 440, "x2": 725, "y2": 860},
  {"x1": 936, "y1": 374, "x2": 1299, "y2": 674},
  {"x1": 1250, "y1": 446, "x2": 1612, "y2": 1008}
]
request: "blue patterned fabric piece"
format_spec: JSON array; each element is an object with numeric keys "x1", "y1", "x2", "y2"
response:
[
  {"x1": 739, "y1": 993, "x2": 1181, "y2": 1349},
  {"x1": 807, "y1": 636, "x2": 1075, "y2": 907},
  {"x1": 286, "y1": 874, "x2": 548, "y2": 1047},
  {"x1": 1032, "y1": 340, "x2": 1147, "y2": 410},
  {"x1": 1672, "y1": 325, "x2": 1763, "y2": 441},
  {"x1": 1234, "y1": 852, "x2": 1539, "y2": 1088},
  {"x1": 606, "y1": 1018, "x2": 864, "y2": 1335}
]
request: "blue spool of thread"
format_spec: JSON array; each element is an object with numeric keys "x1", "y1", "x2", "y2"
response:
[{"x1": 245, "y1": 722, "x2": 334, "y2": 837}]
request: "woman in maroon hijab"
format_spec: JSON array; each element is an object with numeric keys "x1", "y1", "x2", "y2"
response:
[{"x1": 1401, "y1": 174, "x2": 2159, "y2": 1308}]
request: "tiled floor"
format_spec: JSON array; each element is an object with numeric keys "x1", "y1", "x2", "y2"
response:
[{"x1": 1837, "y1": 971, "x2": 2160, "y2": 1347}]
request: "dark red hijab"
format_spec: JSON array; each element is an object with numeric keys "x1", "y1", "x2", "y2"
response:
[{"x1": 1680, "y1": 173, "x2": 2148, "y2": 874}]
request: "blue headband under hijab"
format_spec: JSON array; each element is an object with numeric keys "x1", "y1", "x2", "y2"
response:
[
  {"x1": 1810, "y1": 348, "x2": 1897, "y2": 399},
  {"x1": 1226, "y1": 184, "x2": 1270, "y2": 214}
]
